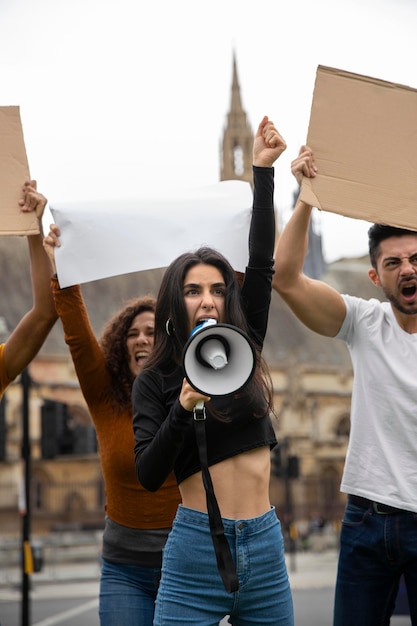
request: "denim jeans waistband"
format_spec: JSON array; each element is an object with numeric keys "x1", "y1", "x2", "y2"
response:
[{"x1": 175, "y1": 504, "x2": 278, "y2": 533}]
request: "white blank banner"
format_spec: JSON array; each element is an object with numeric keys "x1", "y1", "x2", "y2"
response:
[{"x1": 50, "y1": 180, "x2": 253, "y2": 288}]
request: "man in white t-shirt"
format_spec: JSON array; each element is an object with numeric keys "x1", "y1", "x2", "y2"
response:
[{"x1": 273, "y1": 146, "x2": 417, "y2": 626}]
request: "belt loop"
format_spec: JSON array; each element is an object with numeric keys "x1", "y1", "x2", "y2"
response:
[{"x1": 373, "y1": 502, "x2": 390, "y2": 515}]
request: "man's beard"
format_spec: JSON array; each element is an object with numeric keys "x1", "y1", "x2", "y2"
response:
[{"x1": 385, "y1": 290, "x2": 417, "y2": 316}]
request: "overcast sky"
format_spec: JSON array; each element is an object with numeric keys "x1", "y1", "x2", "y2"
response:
[{"x1": 1, "y1": 0, "x2": 416, "y2": 262}]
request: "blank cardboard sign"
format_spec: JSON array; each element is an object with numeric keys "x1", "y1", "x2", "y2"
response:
[
  {"x1": 300, "y1": 65, "x2": 417, "y2": 231},
  {"x1": 0, "y1": 106, "x2": 39, "y2": 235}
]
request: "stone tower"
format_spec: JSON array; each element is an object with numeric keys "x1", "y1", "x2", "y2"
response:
[
  {"x1": 220, "y1": 52, "x2": 326, "y2": 278},
  {"x1": 220, "y1": 53, "x2": 254, "y2": 185}
]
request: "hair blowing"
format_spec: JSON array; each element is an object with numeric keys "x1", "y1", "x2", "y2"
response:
[
  {"x1": 99, "y1": 295, "x2": 156, "y2": 411},
  {"x1": 144, "y1": 247, "x2": 275, "y2": 418}
]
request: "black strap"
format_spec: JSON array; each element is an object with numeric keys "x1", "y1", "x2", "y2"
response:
[{"x1": 193, "y1": 403, "x2": 239, "y2": 593}]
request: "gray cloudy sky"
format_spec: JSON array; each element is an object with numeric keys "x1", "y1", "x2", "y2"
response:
[{"x1": 1, "y1": 0, "x2": 416, "y2": 262}]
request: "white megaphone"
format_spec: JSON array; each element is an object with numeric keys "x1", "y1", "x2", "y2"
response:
[{"x1": 182, "y1": 319, "x2": 256, "y2": 397}]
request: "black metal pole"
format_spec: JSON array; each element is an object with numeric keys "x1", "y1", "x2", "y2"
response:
[
  {"x1": 282, "y1": 438, "x2": 297, "y2": 573},
  {"x1": 21, "y1": 368, "x2": 31, "y2": 626},
  {"x1": 285, "y1": 467, "x2": 297, "y2": 573}
]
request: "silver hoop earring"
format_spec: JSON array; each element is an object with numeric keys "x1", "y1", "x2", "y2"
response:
[{"x1": 165, "y1": 318, "x2": 174, "y2": 336}]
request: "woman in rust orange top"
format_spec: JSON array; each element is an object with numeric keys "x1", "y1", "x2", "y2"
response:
[{"x1": 43, "y1": 228, "x2": 180, "y2": 626}]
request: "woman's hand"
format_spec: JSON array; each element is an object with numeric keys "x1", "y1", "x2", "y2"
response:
[
  {"x1": 19, "y1": 180, "x2": 47, "y2": 221},
  {"x1": 253, "y1": 116, "x2": 287, "y2": 167},
  {"x1": 179, "y1": 378, "x2": 211, "y2": 412},
  {"x1": 42, "y1": 223, "x2": 61, "y2": 275}
]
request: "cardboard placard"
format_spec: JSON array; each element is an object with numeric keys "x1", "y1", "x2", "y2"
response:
[
  {"x1": 0, "y1": 106, "x2": 39, "y2": 235},
  {"x1": 300, "y1": 66, "x2": 417, "y2": 231}
]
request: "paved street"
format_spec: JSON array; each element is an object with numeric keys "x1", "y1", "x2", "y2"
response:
[{"x1": 0, "y1": 549, "x2": 411, "y2": 625}]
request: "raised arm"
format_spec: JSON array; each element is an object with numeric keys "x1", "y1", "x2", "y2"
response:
[
  {"x1": 272, "y1": 146, "x2": 346, "y2": 337},
  {"x1": 250, "y1": 117, "x2": 286, "y2": 270},
  {"x1": 3, "y1": 181, "x2": 57, "y2": 380},
  {"x1": 238, "y1": 117, "x2": 286, "y2": 344},
  {"x1": 43, "y1": 224, "x2": 112, "y2": 406}
]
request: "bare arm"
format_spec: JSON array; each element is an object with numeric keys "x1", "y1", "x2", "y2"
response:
[
  {"x1": 3, "y1": 182, "x2": 57, "y2": 380},
  {"x1": 272, "y1": 147, "x2": 346, "y2": 337}
]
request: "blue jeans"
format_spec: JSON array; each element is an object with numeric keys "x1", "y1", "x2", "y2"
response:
[
  {"x1": 99, "y1": 558, "x2": 161, "y2": 626},
  {"x1": 154, "y1": 505, "x2": 294, "y2": 626},
  {"x1": 333, "y1": 498, "x2": 417, "y2": 626}
]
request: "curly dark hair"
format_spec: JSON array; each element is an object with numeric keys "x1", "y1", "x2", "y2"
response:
[
  {"x1": 145, "y1": 247, "x2": 275, "y2": 418},
  {"x1": 99, "y1": 295, "x2": 155, "y2": 411}
]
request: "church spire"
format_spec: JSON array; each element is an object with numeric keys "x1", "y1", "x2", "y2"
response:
[
  {"x1": 230, "y1": 52, "x2": 243, "y2": 115},
  {"x1": 220, "y1": 53, "x2": 254, "y2": 184}
]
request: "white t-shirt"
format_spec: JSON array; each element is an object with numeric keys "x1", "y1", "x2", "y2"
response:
[{"x1": 337, "y1": 295, "x2": 417, "y2": 512}]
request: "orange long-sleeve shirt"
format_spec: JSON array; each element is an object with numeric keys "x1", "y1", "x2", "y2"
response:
[{"x1": 52, "y1": 277, "x2": 180, "y2": 529}]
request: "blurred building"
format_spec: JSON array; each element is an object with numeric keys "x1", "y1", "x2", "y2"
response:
[{"x1": 0, "y1": 56, "x2": 382, "y2": 538}]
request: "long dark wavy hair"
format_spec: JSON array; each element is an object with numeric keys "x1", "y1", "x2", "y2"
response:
[
  {"x1": 99, "y1": 295, "x2": 156, "y2": 412},
  {"x1": 145, "y1": 247, "x2": 274, "y2": 417}
]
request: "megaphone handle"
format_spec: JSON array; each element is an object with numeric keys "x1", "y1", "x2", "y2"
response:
[{"x1": 193, "y1": 400, "x2": 206, "y2": 422}]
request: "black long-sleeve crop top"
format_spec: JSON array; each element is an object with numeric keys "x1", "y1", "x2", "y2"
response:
[{"x1": 132, "y1": 166, "x2": 277, "y2": 491}]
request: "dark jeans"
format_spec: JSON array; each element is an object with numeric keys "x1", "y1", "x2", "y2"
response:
[
  {"x1": 99, "y1": 558, "x2": 161, "y2": 626},
  {"x1": 333, "y1": 498, "x2": 417, "y2": 626}
]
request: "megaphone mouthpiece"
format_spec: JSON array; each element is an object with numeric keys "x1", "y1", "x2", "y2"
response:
[
  {"x1": 182, "y1": 323, "x2": 256, "y2": 397},
  {"x1": 191, "y1": 318, "x2": 218, "y2": 337},
  {"x1": 199, "y1": 337, "x2": 228, "y2": 370}
]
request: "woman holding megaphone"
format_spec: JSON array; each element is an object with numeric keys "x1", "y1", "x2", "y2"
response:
[{"x1": 132, "y1": 116, "x2": 293, "y2": 626}]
